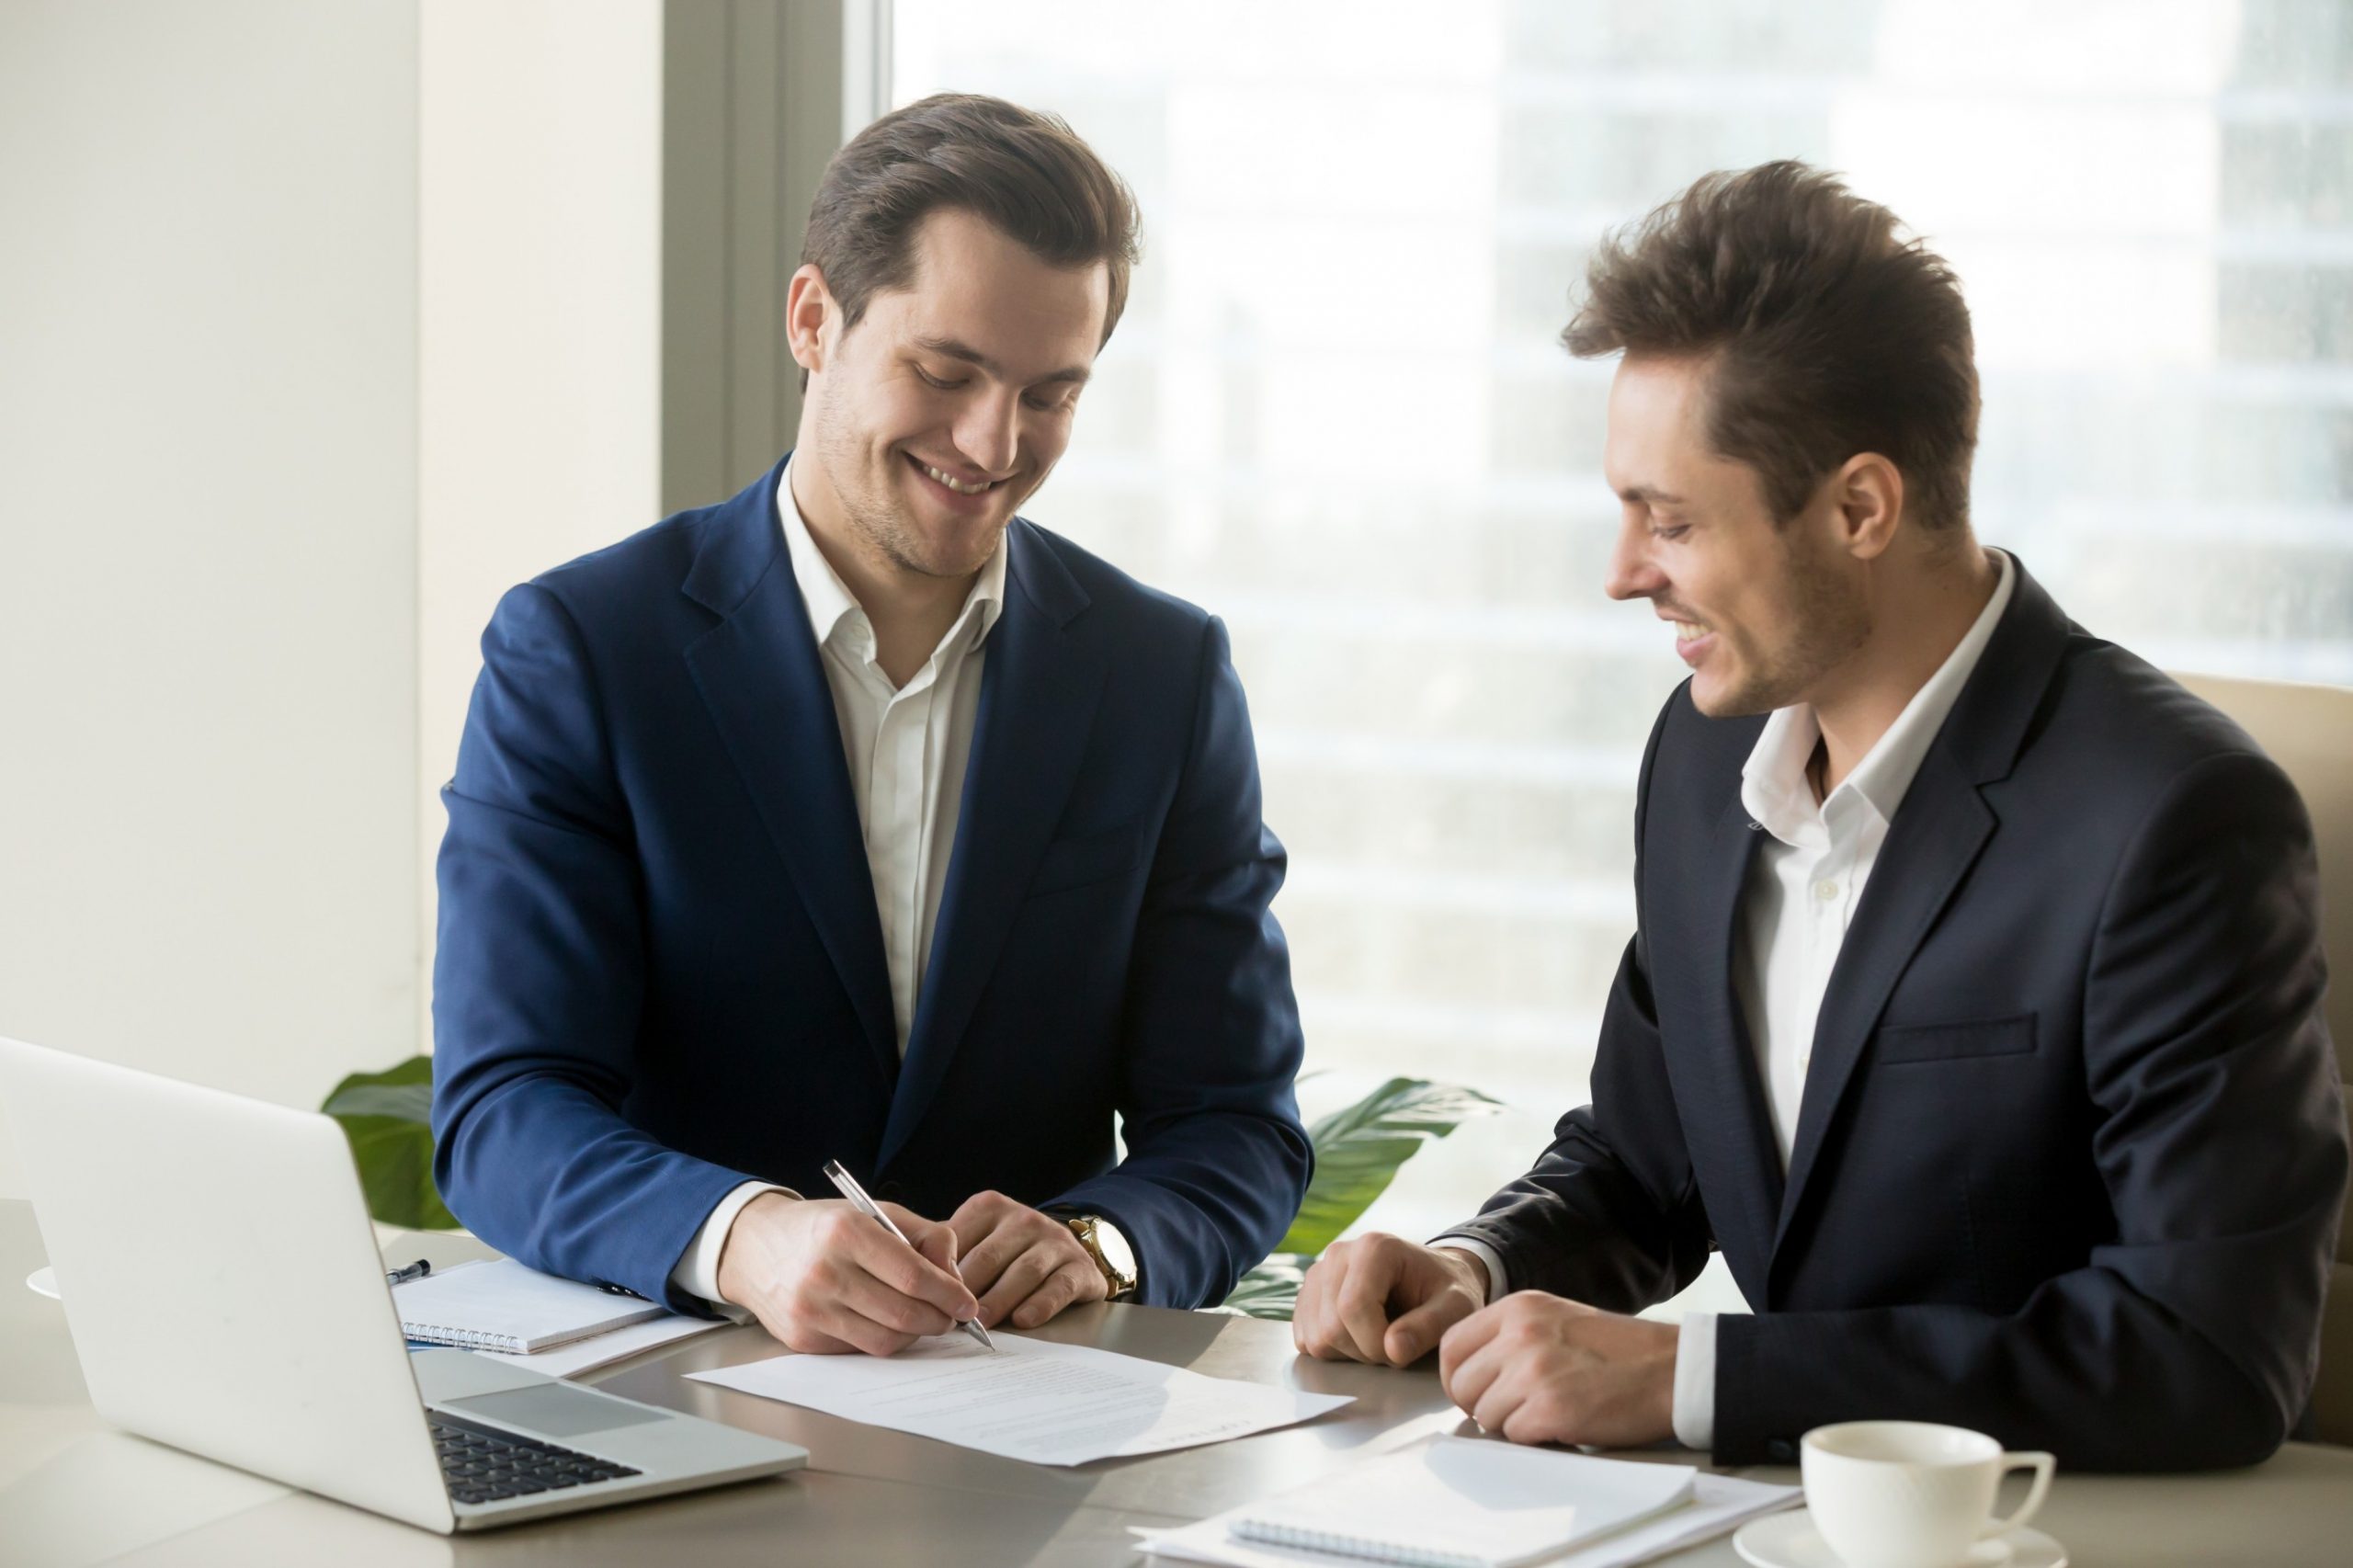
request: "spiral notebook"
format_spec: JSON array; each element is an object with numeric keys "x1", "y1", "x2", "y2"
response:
[
  {"x1": 392, "y1": 1258, "x2": 665, "y2": 1353},
  {"x1": 1222, "y1": 1438, "x2": 1697, "y2": 1568}
]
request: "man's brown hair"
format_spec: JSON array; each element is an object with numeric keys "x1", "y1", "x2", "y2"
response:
[
  {"x1": 801, "y1": 93, "x2": 1141, "y2": 363},
  {"x1": 1564, "y1": 160, "x2": 1979, "y2": 532}
]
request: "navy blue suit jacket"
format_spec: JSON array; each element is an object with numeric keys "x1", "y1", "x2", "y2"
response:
[
  {"x1": 1448, "y1": 558, "x2": 2347, "y2": 1470},
  {"x1": 429, "y1": 457, "x2": 1312, "y2": 1313}
]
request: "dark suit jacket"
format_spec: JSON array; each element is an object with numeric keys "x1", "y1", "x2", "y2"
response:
[
  {"x1": 1449, "y1": 557, "x2": 2347, "y2": 1470},
  {"x1": 429, "y1": 457, "x2": 1312, "y2": 1314}
]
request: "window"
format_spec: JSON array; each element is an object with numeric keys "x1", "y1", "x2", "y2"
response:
[{"x1": 892, "y1": 0, "x2": 2353, "y2": 1283}]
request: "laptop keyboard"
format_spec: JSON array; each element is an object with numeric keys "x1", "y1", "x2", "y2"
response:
[{"x1": 429, "y1": 1410, "x2": 642, "y2": 1506}]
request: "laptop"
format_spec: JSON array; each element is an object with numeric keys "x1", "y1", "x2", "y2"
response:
[{"x1": 0, "y1": 1035, "x2": 806, "y2": 1532}]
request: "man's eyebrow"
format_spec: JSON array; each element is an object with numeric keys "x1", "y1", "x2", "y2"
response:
[
  {"x1": 913, "y1": 335, "x2": 1092, "y2": 386},
  {"x1": 1616, "y1": 483, "x2": 1686, "y2": 505}
]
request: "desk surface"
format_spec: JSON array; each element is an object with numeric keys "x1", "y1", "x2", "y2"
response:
[{"x1": 4, "y1": 1200, "x2": 2347, "y2": 1567}]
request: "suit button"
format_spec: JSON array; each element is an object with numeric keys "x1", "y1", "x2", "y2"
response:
[
  {"x1": 875, "y1": 1180, "x2": 907, "y2": 1201},
  {"x1": 1766, "y1": 1439, "x2": 1798, "y2": 1463}
]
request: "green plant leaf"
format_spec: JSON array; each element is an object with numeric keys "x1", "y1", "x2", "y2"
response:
[
  {"x1": 1274, "y1": 1076, "x2": 1501, "y2": 1256},
  {"x1": 322, "y1": 1056, "x2": 460, "y2": 1231},
  {"x1": 1220, "y1": 1253, "x2": 1311, "y2": 1320}
]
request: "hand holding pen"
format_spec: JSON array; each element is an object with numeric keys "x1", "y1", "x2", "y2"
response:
[
  {"x1": 824, "y1": 1161, "x2": 995, "y2": 1351},
  {"x1": 711, "y1": 1172, "x2": 986, "y2": 1358}
]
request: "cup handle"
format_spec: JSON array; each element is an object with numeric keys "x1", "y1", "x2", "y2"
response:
[{"x1": 1982, "y1": 1451, "x2": 2055, "y2": 1537}]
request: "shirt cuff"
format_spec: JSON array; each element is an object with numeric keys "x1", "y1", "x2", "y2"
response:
[
  {"x1": 669, "y1": 1180, "x2": 797, "y2": 1308},
  {"x1": 1672, "y1": 1312, "x2": 1718, "y2": 1451},
  {"x1": 1430, "y1": 1233, "x2": 1508, "y2": 1303}
]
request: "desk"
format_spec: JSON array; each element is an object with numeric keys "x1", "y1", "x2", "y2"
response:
[{"x1": 4, "y1": 1199, "x2": 2347, "y2": 1567}]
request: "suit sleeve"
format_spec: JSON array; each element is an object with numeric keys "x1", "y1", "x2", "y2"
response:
[
  {"x1": 1712, "y1": 750, "x2": 2347, "y2": 1470},
  {"x1": 430, "y1": 584, "x2": 755, "y2": 1313},
  {"x1": 1046, "y1": 616, "x2": 1314, "y2": 1308},
  {"x1": 1440, "y1": 693, "x2": 1716, "y2": 1309}
]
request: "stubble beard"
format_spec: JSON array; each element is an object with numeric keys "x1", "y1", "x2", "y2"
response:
[
  {"x1": 809, "y1": 396, "x2": 1030, "y2": 583},
  {"x1": 1702, "y1": 542, "x2": 1873, "y2": 719}
]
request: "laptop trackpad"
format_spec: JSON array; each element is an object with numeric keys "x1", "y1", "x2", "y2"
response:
[{"x1": 445, "y1": 1384, "x2": 672, "y2": 1438}]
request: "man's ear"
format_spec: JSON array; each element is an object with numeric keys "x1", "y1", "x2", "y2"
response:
[
  {"x1": 786, "y1": 264, "x2": 832, "y2": 376},
  {"x1": 1835, "y1": 453, "x2": 1904, "y2": 562}
]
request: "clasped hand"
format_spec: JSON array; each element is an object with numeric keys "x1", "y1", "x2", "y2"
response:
[
  {"x1": 716, "y1": 1189, "x2": 1106, "y2": 1356},
  {"x1": 1294, "y1": 1233, "x2": 1677, "y2": 1448}
]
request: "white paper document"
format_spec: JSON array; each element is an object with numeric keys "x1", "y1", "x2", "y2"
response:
[
  {"x1": 686, "y1": 1332, "x2": 1354, "y2": 1466},
  {"x1": 1137, "y1": 1457, "x2": 1801, "y2": 1568}
]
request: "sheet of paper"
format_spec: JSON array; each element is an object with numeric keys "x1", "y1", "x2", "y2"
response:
[
  {"x1": 478, "y1": 1312, "x2": 726, "y2": 1379},
  {"x1": 1136, "y1": 1469, "x2": 1802, "y2": 1568},
  {"x1": 687, "y1": 1331, "x2": 1354, "y2": 1466}
]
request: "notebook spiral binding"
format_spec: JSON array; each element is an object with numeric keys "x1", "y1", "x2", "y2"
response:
[
  {"x1": 401, "y1": 1323, "x2": 529, "y2": 1353},
  {"x1": 1229, "y1": 1520, "x2": 1482, "y2": 1568}
]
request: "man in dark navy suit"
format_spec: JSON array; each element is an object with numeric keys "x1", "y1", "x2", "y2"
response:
[
  {"x1": 1295, "y1": 161, "x2": 2346, "y2": 1469},
  {"x1": 431, "y1": 95, "x2": 1310, "y2": 1354}
]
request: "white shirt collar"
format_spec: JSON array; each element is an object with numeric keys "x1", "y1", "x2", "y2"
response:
[
  {"x1": 1741, "y1": 549, "x2": 2017, "y2": 846},
  {"x1": 775, "y1": 454, "x2": 1009, "y2": 665}
]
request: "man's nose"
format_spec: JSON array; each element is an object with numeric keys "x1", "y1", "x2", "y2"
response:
[
  {"x1": 1604, "y1": 526, "x2": 1665, "y2": 602},
  {"x1": 954, "y1": 391, "x2": 1020, "y2": 476}
]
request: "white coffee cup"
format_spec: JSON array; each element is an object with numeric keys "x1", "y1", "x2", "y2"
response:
[{"x1": 1801, "y1": 1421, "x2": 2054, "y2": 1568}]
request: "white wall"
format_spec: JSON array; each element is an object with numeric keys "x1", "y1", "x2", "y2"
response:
[
  {"x1": 0, "y1": 1, "x2": 665, "y2": 1199},
  {"x1": 0, "y1": 3, "x2": 423, "y2": 1195},
  {"x1": 417, "y1": 1, "x2": 665, "y2": 1055}
]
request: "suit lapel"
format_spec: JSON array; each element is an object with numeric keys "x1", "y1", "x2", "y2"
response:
[
  {"x1": 1772, "y1": 751, "x2": 1995, "y2": 1252},
  {"x1": 879, "y1": 523, "x2": 1104, "y2": 1169},
  {"x1": 680, "y1": 459, "x2": 898, "y2": 1085},
  {"x1": 1770, "y1": 552, "x2": 2075, "y2": 1258},
  {"x1": 1668, "y1": 791, "x2": 1786, "y2": 1303}
]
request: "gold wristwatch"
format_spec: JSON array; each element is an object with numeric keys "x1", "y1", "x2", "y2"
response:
[{"x1": 1062, "y1": 1213, "x2": 1139, "y2": 1300}]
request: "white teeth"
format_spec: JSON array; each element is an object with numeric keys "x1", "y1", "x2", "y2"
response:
[
  {"x1": 923, "y1": 462, "x2": 992, "y2": 495},
  {"x1": 1676, "y1": 621, "x2": 1708, "y2": 639}
]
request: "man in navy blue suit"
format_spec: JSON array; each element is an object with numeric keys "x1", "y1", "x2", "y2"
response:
[
  {"x1": 431, "y1": 95, "x2": 1311, "y2": 1354},
  {"x1": 1294, "y1": 162, "x2": 2346, "y2": 1469}
]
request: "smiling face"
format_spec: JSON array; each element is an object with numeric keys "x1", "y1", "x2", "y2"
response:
[
  {"x1": 790, "y1": 207, "x2": 1109, "y2": 582},
  {"x1": 1601, "y1": 354, "x2": 1871, "y2": 718}
]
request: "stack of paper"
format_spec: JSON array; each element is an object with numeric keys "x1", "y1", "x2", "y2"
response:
[
  {"x1": 477, "y1": 1313, "x2": 725, "y2": 1377},
  {"x1": 1136, "y1": 1437, "x2": 1801, "y2": 1568},
  {"x1": 688, "y1": 1332, "x2": 1354, "y2": 1465}
]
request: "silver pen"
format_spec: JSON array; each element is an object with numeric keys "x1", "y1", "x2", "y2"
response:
[{"x1": 822, "y1": 1159, "x2": 995, "y2": 1351}]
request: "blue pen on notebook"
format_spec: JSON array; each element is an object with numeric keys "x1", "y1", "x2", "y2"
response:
[{"x1": 822, "y1": 1159, "x2": 994, "y2": 1352}]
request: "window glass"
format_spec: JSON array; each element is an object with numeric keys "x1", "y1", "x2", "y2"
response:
[{"x1": 893, "y1": 0, "x2": 2353, "y2": 1279}]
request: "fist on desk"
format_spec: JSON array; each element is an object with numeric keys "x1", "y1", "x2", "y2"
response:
[
  {"x1": 948, "y1": 1190, "x2": 1109, "y2": 1330},
  {"x1": 1438, "y1": 1293, "x2": 1678, "y2": 1449},
  {"x1": 1293, "y1": 1233, "x2": 1678, "y2": 1449},
  {"x1": 1293, "y1": 1233, "x2": 1489, "y2": 1367}
]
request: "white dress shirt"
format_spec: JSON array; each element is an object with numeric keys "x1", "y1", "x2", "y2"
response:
[
  {"x1": 1440, "y1": 551, "x2": 2015, "y2": 1451},
  {"x1": 667, "y1": 459, "x2": 1006, "y2": 1304}
]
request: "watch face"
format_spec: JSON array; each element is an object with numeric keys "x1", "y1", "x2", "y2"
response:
[{"x1": 1092, "y1": 1218, "x2": 1137, "y2": 1285}]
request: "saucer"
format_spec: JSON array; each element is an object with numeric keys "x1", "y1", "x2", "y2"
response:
[
  {"x1": 26, "y1": 1266, "x2": 59, "y2": 1300},
  {"x1": 1734, "y1": 1508, "x2": 2066, "y2": 1568}
]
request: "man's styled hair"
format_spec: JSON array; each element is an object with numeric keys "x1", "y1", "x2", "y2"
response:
[
  {"x1": 1564, "y1": 160, "x2": 1980, "y2": 532},
  {"x1": 801, "y1": 92, "x2": 1142, "y2": 352}
]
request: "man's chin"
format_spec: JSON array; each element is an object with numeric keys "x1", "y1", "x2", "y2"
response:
[
  {"x1": 1688, "y1": 668, "x2": 1775, "y2": 720},
  {"x1": 886, "y1": 523, "x2": 1008, "y2": 581}
]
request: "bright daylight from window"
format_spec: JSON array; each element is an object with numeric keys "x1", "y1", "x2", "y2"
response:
[{"x1": 894, "y1": 0, "x2": 2353, "y2": 1295}]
